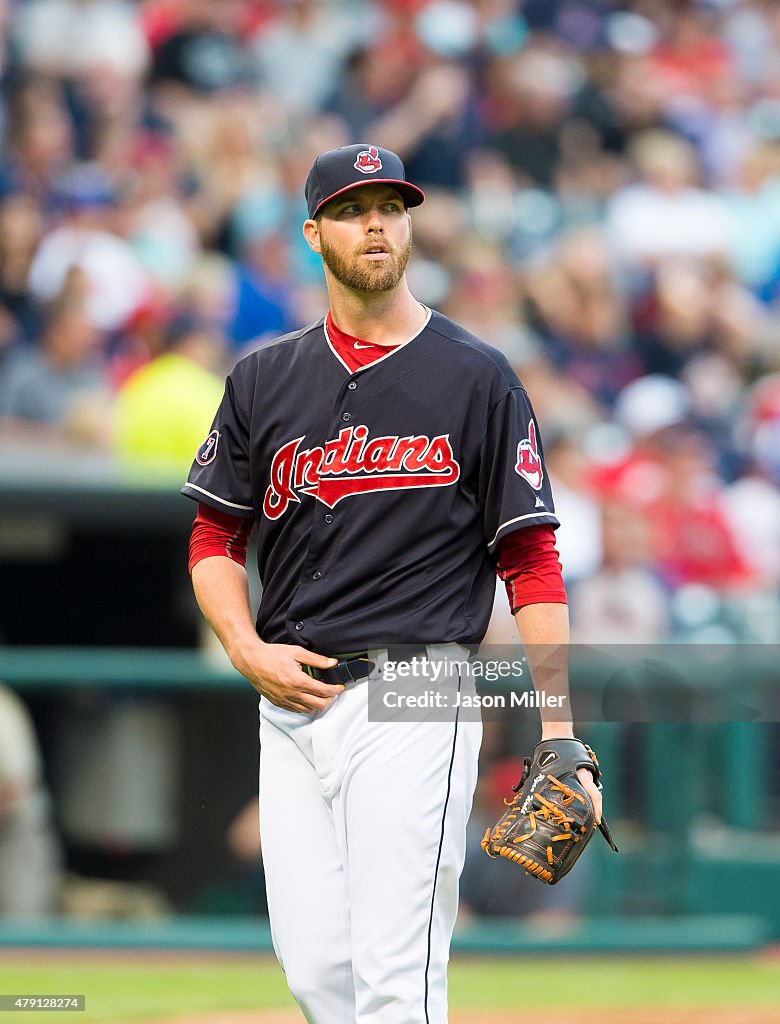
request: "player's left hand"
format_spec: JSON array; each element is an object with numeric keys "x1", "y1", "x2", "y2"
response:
[
  {"x1": 541, "y1": 731, "x2": 602, "y2": 823},
  {"x1": 576, "y1": 766, "x2": 602, "y2": 825}
]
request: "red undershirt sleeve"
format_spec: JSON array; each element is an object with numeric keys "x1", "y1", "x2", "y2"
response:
[
  {"x1": 188, "y1": 502, "x2": 253, "y2": 574},
  {"x1": 496, "y1": 524, "x2": 567, "y2": 613}
]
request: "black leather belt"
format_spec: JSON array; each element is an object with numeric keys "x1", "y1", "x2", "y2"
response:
[
  {"x1": 306, "y1": 656, "x2": 375, "y2": 686},
  {"x1": 305, "y1": 646, "x2": 428, "y2": 686}
]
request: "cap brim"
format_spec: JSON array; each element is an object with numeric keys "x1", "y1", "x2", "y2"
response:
[{"x1": 314, "y1": 179, "x2": 425, "y2": 215}]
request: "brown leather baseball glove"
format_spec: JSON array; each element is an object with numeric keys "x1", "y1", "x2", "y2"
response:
[{"x1": 481, "y1": 737, "x2": 618, "y2": 884}]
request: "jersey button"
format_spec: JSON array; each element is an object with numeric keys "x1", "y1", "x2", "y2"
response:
[
  {"x1": 312, "y1": 571, "x2": 322, "y2": 580},
  {"x1": 324, "y1": 514, "x2": 334, "y2": 524},
  {"x1": 295, "y1": 621, "x2": 304, "y2": 631},
  {"x1": 348, "y1": 381, "x2": 357, "y2": 390},
  {"x1": 341, "y1": 412, "x2": 352, "y2": 422}
]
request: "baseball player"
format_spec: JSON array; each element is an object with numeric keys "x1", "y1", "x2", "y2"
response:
[{"x1": 183, "y1": 144, "x2": 602, "y2": 1024}]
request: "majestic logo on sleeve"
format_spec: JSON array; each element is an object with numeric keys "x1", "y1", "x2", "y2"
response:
[
  {"x1": 515, "y1": 419, "x2": 543, "y2": 490},
  {"x1": 196, "y1": 429, "x2": 219, "y2": 466},
  {"x1": 354, "y1": 146, "x2": 382, "y2": 174},
  {"x1": 263, "y1": 426, "x2": 460, "y2": 520}
]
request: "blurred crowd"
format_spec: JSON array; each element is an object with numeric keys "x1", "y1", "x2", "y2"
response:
[{"x1": 1, "y1": 0, "x2": 780, "y2": 643}]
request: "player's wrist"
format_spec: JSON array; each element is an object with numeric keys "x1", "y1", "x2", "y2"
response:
[
  {"x1": 540, "y1": 721, "x2": 574, "y2": 740},
  {"x1": 227, "y1": 633, "x2": 268, "y2": 674}
]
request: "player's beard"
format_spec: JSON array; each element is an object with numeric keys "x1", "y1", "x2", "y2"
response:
[{"x1": 319, "y1": 231, "x2": 413, "y2": 293}]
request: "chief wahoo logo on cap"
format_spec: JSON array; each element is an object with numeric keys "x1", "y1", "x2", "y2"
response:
[{"x1": 354, "y1": 146, "x2": 383, "y2": 174}]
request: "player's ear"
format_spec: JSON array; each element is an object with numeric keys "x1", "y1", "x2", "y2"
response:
[{"x1": 302, "y1": 219, "x2": 322, "y2": 255}]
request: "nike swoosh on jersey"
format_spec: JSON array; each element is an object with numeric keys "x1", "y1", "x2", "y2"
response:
[{"x1": 353, "y1": 341, "x2": 374, "y2": 349}]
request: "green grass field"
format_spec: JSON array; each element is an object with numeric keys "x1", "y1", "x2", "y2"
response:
[{"x1": 0, "y1": 954, "x2": 778, "y2": 1023}]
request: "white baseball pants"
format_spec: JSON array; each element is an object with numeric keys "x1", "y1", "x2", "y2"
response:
[{"x1": 259, "y1": 645, "x2": 482, "y2": 1024}]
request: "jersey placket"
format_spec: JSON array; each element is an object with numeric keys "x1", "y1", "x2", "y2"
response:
[{"x1": 286, "y1": 373, "x2": 366, "y2": 645}]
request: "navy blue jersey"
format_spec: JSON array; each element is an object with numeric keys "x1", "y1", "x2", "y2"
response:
[{"x1": 182, "y1": 309, "x2": 558, "y2": 651}]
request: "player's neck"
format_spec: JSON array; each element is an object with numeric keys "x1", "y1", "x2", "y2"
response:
[{"x1": 326, "y1": 279, "x2": 427, "y2": 347}]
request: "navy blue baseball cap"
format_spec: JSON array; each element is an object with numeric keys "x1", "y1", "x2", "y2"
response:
[{"x1": 305, "y1": 144, "x2": 425, "y2": 219}]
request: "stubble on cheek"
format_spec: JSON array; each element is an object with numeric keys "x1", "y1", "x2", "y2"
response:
[{"x1": 319, "y1": 229, "x2": 413, "y2": 293}]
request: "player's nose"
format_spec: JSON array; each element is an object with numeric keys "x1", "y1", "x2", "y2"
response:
[{"x1": 365, "y1": 207, "x2": 385, "y2": 232}]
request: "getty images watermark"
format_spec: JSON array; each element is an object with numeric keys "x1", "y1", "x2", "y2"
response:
[
  {"x1": 366, "y1": 644, "x2": 780, "y2": 723},
  {"x1": 367, "y1": 646, "x2": 571, "y2": 723},
  {"x1": 381, "y1": 654, "x2": 565, "y2": 711}
]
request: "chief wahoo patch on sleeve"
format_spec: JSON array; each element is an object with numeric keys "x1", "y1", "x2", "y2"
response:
[{"x1": 515, "y1": 419, "x2": 543, "y2": 490}]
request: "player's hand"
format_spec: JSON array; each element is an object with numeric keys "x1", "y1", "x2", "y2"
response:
[
  {"x1": 540, "y1": 727, "x2": 603, "y2": 825},
  {"x1": 576, "y1": 766, "x2": 602, "y2": 825},
  {"x1": 231, "y1": 641, "x2": 344, "y2": 713}
]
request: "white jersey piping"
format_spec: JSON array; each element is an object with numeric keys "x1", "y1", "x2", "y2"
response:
[
  {"x1": 487, "y1": 511, "x2": 558, "y2": 549},
  {"x1": 323, "y1": 305, "x2": 432, "y2": 375},
  {"x1": 183, "y1": 483, "x2": 253, "y2": 512}
]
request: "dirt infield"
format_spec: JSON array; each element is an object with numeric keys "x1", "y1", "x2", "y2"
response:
[{"x1": 139, "y1": 1010, "x2": 780, "y2": 1024}]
